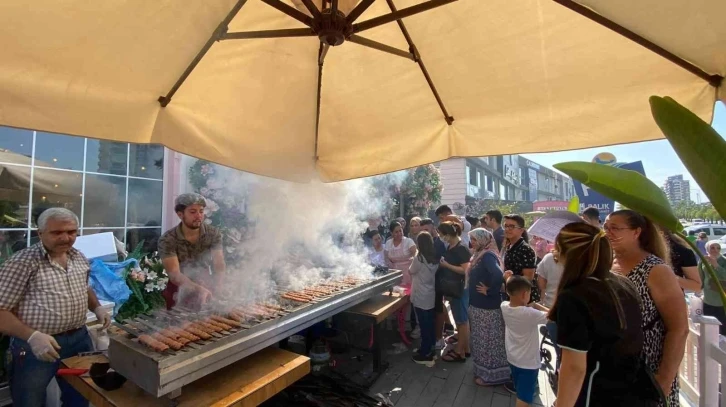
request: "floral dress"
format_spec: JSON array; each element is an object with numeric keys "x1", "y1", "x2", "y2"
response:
[{"x1": 626, "y1": 254, "x2": 679, "y2": 407}]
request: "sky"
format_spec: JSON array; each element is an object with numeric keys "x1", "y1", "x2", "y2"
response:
[{"x1": 522, "y1": 101, "x2": 726, "y2": 204}]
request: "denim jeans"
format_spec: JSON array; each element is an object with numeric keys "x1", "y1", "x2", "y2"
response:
[
  {"x1": 414, "y1": 307, "x2": 436, "y2": 357},
  {"x1": 8, "y1": 327, "x2": 93, "y2": 407},
  {"x1": 546, "y1": 320, "x2": 561, "y2": 370}
]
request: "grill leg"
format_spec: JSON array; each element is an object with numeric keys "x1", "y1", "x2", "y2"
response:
[
  {"x1": 167, "y1": 388, "x2": 182, "y2": 405},
  {"x1": 372, "y1": 323, "x2": 382, "y2": 371}
]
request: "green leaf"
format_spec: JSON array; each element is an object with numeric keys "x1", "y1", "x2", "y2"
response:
[
  {"x1": 650, "y1": 96, "x2": 726, "y2": 219},
  {"x1": 568, "y1": 195, "x2": 579, "y2": 214},
  {"x1": 553, "y1": 162, "x2": 682, "y2": 232}
]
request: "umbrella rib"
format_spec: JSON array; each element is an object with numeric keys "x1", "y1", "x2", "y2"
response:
[
  {"x1": 346, "y1": 0, "x2": 375, "y2": 24},
  {"x1": 315, "y1": 43, "x2": 326, "y2": 161},
  {"x1": 261, "y1": 0, "x2": 314, "y2": 27},
  {"x1": 158, "y1": 0, "x2": 249, "y2": 107},
  {"x1": 384, "y1": 0, "x2": 454, "y2": 125},
  {"x1": 300, "y1": 0, "x2": 322, "y2": 19},
  {"x1": 553, "y1": 0, "x2": 723, "y2": 88},
  {"x1": 352, "y1": 0, "x2": 457, "y2": 34},
  {"x1": 347, "y1": 35, "x2": 415, "y2": 61},
  {"x1": 223, "y1": 28, "x2": 317, "y2": 40}
]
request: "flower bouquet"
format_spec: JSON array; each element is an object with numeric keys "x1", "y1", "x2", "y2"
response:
[{"x1": 115, "y1": 244, "x2": 168, "y2": 322}]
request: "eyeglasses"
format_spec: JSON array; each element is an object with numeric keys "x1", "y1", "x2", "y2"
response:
[
  {"x1": 503, "y1": 224, "x2": 521, "y2": 230},
  {"x1": 602, "y1": 224, "x2": 632, "y2": 233}
]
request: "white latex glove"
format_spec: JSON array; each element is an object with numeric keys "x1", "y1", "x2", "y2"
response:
[
  {"x1": 94, "y1": 306, "x2": 112, "y2": 329},
  {"x1": 27, "y1": 331, "x2": 61, "y2": 362}
]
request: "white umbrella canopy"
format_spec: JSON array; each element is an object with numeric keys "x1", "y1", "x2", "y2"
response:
[{"x1": 0, "y1": 0, "x2": 723, "y2": 182}]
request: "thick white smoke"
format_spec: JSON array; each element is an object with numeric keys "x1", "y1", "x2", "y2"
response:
[{"x1": 197, "y1": 165, "x2": 408, "y2": 302}]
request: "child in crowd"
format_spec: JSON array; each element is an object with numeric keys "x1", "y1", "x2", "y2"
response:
[
  {"x1": 501, "y1": 275, "x2": 549, "y2": 407},
  {"x1": 409, "y1": 232, "x2": 439, "y2": 367}
]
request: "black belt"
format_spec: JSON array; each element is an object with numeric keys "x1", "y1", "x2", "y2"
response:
[{"x1": 53, "y1": 326, "x2": 84, "y2": 337}]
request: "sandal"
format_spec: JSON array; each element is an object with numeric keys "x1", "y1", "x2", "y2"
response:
[
  {"x1": 445, "y1": 335, "x2": 459, "y2": 345},
  {"x1": 474, "y1": 377, "x2": 496, "y2": 387},
  {"x1": 441, "y1": 349, "x2": 466, "y2": 363}
]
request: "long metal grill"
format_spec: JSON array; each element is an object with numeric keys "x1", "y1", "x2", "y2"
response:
[{"x1": 108, "y1": 269, "x2": 402, "y2": 397}]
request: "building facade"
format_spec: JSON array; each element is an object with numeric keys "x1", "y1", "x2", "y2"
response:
[
  {"x1": 439, "y1": 156, "x2": 524, "y2": 206},
  {"x1": 518, "y1": 156, "x2": 574, "y2": 202},
  {"x1": 0, "y1": 126, "x2": 168, "y2": 258},
  {"x1": 663, "y1": 174, "x2": 690, "y2": 203},
  {"x1": 438, "y1": 155, "x2": 573, "y2": 208}
]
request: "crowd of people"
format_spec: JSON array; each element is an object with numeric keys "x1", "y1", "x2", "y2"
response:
[{"x1": 363, "y1": 204, "x2": 725, "y2": 407}]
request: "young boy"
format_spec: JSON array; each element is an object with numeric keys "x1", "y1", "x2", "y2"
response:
[{"x1": 501, "y1": 275, "x2": 549, "y2": 407}]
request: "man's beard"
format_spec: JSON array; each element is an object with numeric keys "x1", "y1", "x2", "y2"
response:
[{"x1": 184, "y1": 220, "x2": 202, "y2": 229}]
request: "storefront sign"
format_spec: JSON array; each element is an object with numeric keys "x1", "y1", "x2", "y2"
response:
[{"x1": 532, "y1": 201, "x2": 569, "y2": 212}]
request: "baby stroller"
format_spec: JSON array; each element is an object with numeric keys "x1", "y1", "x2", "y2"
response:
[{"x1": 539, "y1": 325, "x2": 559, "y2": 396}]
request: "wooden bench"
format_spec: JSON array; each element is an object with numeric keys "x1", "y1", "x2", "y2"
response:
[{"x1": 61, "y1": 347, "x2": 309, "y2": 407}]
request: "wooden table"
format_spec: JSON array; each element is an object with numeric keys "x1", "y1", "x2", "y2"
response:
[
  {"x1": 340, "y1": 292, "x2": 409, "y2": 384},
  {"x1": 61, "y1": 347, "x2": 309, "y2": 407}
]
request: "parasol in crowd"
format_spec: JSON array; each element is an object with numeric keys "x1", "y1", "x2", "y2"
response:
[
  {"x1": 528, "y1": 210, "x2": 584, "y2": 243},
  {"x1": 0, "y1": 1, "x2": 723, "y2": 182}
]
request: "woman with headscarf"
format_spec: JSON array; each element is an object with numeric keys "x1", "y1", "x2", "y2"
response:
[
  {"x1": 467, "y1": 228, "x2": 509, "y2": 386},
  {"x1": 408, "y1": 216, "x2": 422, "y2": 243}
]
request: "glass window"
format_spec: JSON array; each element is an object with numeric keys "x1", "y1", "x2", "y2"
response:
[
  {"x1": 127, "y1": 178, "x2": 163, "y2": 227},
  {"x1": 31, "y1": 168, "x2": 83, "y2": 226},
  {"x1": 0, "y1": 230, "x2": 29, "y2": 261},
  {"x1": 0, "y1": 164, "x2": 31, "y2": 228},
  {"x1": 86, "y1": 139, "x2": 128, "y2": 175},
  {"x1": 125, "y1": 227, "x2": 161, "y2": 255},
  {"x1": 713, "y1": 228, "x2": 726, "y2": 236},
  {"x1": 83, "y1": 174, "x2": 126, "y2": 228},
  {"x1": 129, "y1": 144, "x2": 164, "y2": 179},
  {"x1": 35, "y1": 132, "x2": 84, "y2": 171},
  {"x1": 0, "y1": 126, "x2": 33, "y2": 159}
]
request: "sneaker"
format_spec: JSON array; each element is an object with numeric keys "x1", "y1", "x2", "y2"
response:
[
  {"x1": 434, "y1": 339, "x2": 446, "y2": 350},
  {"x1": 410, "y1": 327, "x2": 421, "y2": 339},
  {"x1": 503, "y1": 381, "x2": 516, "y2": 395},
  {"x1": 412, "y1": 353, "x2": 435, "y2": 367}
]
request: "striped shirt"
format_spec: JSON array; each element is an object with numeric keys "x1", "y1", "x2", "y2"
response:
[{"x1": 0, "y1": 243, "x2": 89, "y2": 334}]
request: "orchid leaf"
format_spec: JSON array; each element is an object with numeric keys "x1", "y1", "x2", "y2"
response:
[
  {"x1": 650, "y1": 96, "x2": 726, "y2": 220},
  {"x1": 553, "y1": 162, "x2": 681, "y2": 232}
]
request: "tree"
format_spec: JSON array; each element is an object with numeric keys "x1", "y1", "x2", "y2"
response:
[{"x1": 369, "y1": 164, "x2": 443, "y2": 219}]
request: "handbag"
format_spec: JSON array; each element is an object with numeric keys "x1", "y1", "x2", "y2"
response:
[{"x1": 436, "y1": 268, "x2": 464, "y2": 299}]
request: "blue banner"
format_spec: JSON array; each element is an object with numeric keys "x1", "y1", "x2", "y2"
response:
[{"x1": 572, "y1": 161, "x2": 646, "y2": 218}]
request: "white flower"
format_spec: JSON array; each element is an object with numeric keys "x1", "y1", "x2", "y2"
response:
[
  {"x1": 146, "y1": 271, "x2": 158, "y2": 280},
  {"x1": 205, "y1": 198, "x2": 220, "y2": 214},
  {"x1": 157, "y1": 279, "x2": 168, "y2": 291},
  {"x1": 144, "y1": 258, "x2": 153, "y2": 267},
  {"x1": 144, "y1": 283, "x2": 155, "y2": 292},
  {"x1": 161, "y1": 270, "x2": 168, "y2": 277}
]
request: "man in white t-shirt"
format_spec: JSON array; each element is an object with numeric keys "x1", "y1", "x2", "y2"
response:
[
  {"x1": 501, "y1": 275, "x2": 549, "y2": 406},
  {"x1": 535, "y1": 251, "x2": 564, "y2": 372}
]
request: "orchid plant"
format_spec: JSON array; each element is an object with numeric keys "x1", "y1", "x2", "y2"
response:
[{"x1": 116, "y1": 244, "x2": 168, "y2": 322}]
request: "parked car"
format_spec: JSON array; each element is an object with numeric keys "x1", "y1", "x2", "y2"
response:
[{"x1": 685, "y1": 224, "x2": 726, "y2": 242}]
